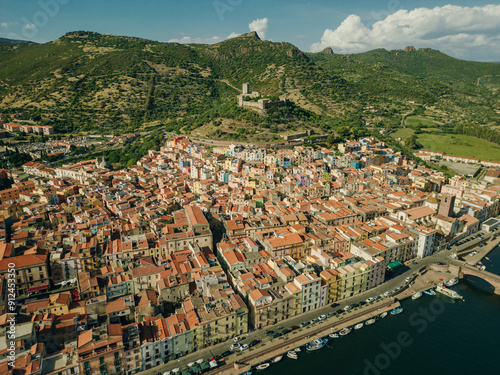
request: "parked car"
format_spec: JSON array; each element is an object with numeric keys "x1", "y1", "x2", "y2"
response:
[
  {"x1": 249, "y1": 339, "x2": 261, "y2": 347},
  {"x1": 290, "y1": 325, "x2": 300, "y2": 330},
  {"x1": 219, "y1": 351, "x2": 232, "y2": 358},
  {"x1": 233, "y1": 336, "x2": 241, "y2": 343},
  {"x1": 240, "y1": 344, "x2": 249, "y2": 351},
  {"x1": 230, "y1": 343, "x2": 240, "y2": 351},
  {"x1": 265, "y1": 330, "x2": 274, "y2": 336},
  {"x1": 300, "y1": 321, "x2": 310, "y2": 328},
  {"x1": 344, "y1": 305, "x2": 352, "y2": 311}
]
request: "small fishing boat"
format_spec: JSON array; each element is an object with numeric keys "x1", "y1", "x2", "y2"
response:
[
  {"x1": 294, "y1": 347, "x2": 301, "y2": 352},
  {"x1": 365, "y1": 318, "x2": 376, "y2": 326},
  {"x1": 379, "y1": 312, "x2": 387, "y2": 318},
  {"x1": 287, "y1": 351, "x2": 298, "y2": 359},
  {"x1": 354, "y1": 323, "x2": 364, "y2": 330},
  {"x1": 444, "y1": 278, "x2": 459, "y2": 287},
  {"x1": 242, "y1": 372, "x2": 252, "y2": 375},
  {"x1": 339, "y1": 327, "x2": 352, "y2": 336},
  {"x1": 391, "y1": 307, "x2": 403, "y2": 315},
  {"x1": 272, "y1": 355, "x2": 282, "y2": 363},
  {"x1": 306, "y1": 338, "x2": 328, "y2": 351},
  {"x1": 329, "y1": 333, "x2": 340, "y2": 338},
  {"x1": 412, "y1": 291, "x2": 422, "y2": 300},
  {"x1": 256, "y1": 363, "x2": 270, "y2": 370},
  {"x1": 423, "y1": 289, "x2": 436, "y2": 296}
]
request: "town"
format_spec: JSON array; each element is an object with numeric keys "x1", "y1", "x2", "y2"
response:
[{"x1": 0, "y1": 133, "x2": 499, "y2": 375}]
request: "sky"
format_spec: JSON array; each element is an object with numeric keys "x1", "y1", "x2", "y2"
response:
[{"x1": 1, "y1": 0, "x2": 499, "y2": 61}]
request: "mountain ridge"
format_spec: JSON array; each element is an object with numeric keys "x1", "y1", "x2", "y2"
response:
[{"x1": 0, "y1": 31, "x2": 498, "y2": 141}]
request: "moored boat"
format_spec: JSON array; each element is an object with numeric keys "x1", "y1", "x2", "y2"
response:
[
  {"x1": 423, "y1": 289, "x2": 436, "y2": 296},
  {"x1": 444, "y1": 278, "x2": 459, "y2": 287},
  {"x1": 435, "y1": 285, "x2": 464, "y2": 300},
  {"x1": 365, "y1": 318, "x2": 376, "y2": 325},
  {"x1": 306, "y1": 338, "x2": 328, "y2": 351},
  {"x1": 354, "y1": 323, "x2": 364, "y2": 330},
  {"x1": 412, "y1": 291, "x2": 422, "y2": 300},
  {"x1": 391, "y1": 307, "x2": 403, "y2": 315},
  {"x1": 294, "y1": 347, "x2": 301, "y2": 352},
  {"x1": 242, "y1": 372, "x2": 253, "y2": 375},
  {"x1": 329, "y1": 333, "x2": 339, "y2": 338},
  {"x1": 339, "y1": 327, "x2": 352, "y2": 336},
  {"x1": 256, "y1": 363, "x2": 270, "y2": 370},
  {"x1": 272, "y1": 355, "x2": 282, "y2": 363},
  {"x1": 287, "y1": 351, "x2": 298, "y2": 359},
  {"x1": 379, "y1": 312, "x2": 387, "y2": 318}
]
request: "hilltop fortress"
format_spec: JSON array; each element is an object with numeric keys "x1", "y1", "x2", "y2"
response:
[{"x1": 237, "y1": 83, "x2": 287, "y2": 112}]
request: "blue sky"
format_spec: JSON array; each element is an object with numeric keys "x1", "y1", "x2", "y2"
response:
[{"x1": 1, "y1": 0, "x2": 499, "y2": 61}]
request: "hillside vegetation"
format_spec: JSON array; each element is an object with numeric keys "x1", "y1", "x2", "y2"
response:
[{"x1": 0, "y1": 31, "x2": 499, "y2": 144}]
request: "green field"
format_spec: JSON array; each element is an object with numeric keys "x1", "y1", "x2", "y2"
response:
[
  {"x1": 417, "y1": 133, "x2": 500, "y2": 161},
  {"x1": 390, "y1": 128, "x2": 415, "y2": 139}
]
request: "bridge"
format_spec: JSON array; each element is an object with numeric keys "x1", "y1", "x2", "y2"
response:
[{"x1": 458, "y1": 262, "x2": 500, "y2": 295}]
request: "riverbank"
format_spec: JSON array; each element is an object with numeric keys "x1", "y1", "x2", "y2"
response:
[{"x1": 209, "y1": 301, "x2": 401, "y2": 375}]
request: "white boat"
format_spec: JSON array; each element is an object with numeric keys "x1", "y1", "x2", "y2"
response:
[
  {"x1": 306, "y1": 338, "x2": 328, "y2": 351},
  {"x1": 412, "y1": 291, "x2": 422, "y2": 300},
  {"x1": 256, "y1": 363, "x2": 270, "y2": 370},
  {"x1": 329, "y1": 333, "x2": 339, "y2": 338},
  {"x1": 287, "y1": 351, "x2": 298, "y2": 359},
  {"x1": 379, "y1": 312, "x2": 387, "y2": 318},
  {"x1": 354, "y1": 323, "x2": 364, "y2": 330},
  {"x1": 365, "y1": 318, "x2": 376, "y2": 325},
  {"x1": 436, "y1": 285, "x2": 464, "y2": 300},
  {"x1": 272, "y1": 355, "x2": 282, "y2": 363},
  {"x1": 423, "y1": 289, "x2": 436, "y2": 296},
  {"x1": 480, "y1": 265, "x2": 486, "y2": 271},
  {"x1": 339, "y1": 327, "x2": 352, "y2": 336},
  {"x1": 444, "y1": 278, "x2": 459, "y2": 287},
  {"x1": 294, "y1": 347, "x2": 301, "y2": 352}
]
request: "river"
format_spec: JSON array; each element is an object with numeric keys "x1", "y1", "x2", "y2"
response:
[{"x1": 265, "y1": 246, "x2": 500, "y2": 375}]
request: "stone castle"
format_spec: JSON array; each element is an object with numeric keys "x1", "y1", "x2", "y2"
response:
[{"x1": 237, "y1": 83, "x2": 287, "y2": 111}]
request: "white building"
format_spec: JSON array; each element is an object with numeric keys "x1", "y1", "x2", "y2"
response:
[{"x1": 294, "y1": 273, "x2": 323, "y2": 313}]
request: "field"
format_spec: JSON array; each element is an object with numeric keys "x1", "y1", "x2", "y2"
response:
[
  {"x1": 390, "y1": 128, "x2": 500, "y2": 161},
  {"x1": 405, "y1": 116, "x2": 442, "y2": 127},
  {"x1": 417, "y1": 133, "x2": 500, "y2": 161},
  {"x1": 390, "y1": 128, "x2": 415, "y2": 139}
]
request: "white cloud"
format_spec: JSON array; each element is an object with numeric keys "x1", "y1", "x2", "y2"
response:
[
  {"x1": 168, "y1": 32, "x2": 240, "y2": 45},
  {"x1": 249, "y1": 17, "x2": 268, "y2": 39},
  {"x1": 24, "y1": 23, "x2": 36, "y2": 30},
  {"x1": 310, "y1": 5, "x2": 500, "y2": 60},
  {"x1": 1, "y1": 22, "x2": 8, "y2": 29}
]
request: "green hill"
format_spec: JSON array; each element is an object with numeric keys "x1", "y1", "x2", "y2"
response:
[
  {"x1": 0, "y1": 31, "x2": 499, "y2": 142},
  {"x1": 0, "y1": 37, "x2": 33, "y2": 46}
]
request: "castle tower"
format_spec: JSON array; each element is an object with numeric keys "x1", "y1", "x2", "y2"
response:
[
  {"x1": 438, "y1": 194, "x2": 455, "y2": 217},
  {"x1": 242, "y1": 83, "x2": 250, "y2": 95}
]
